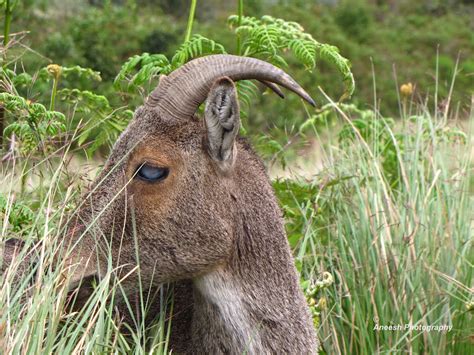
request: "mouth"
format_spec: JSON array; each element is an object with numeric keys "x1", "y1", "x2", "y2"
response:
[{"x1": 3, "y1": 238, "x2": 103, "y2": 313}]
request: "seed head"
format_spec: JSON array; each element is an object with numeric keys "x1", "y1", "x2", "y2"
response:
[{"x1": 400, "y1": 82, "x2": 413, "y2": 97}]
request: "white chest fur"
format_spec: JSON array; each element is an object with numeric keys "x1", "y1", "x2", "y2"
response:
[{"x1": 194, "y1": 270, "x2": 264, "y2": 354}]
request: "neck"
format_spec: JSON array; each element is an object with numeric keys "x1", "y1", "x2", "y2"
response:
[
  {"x1": 193, "y1": 269, "x2": 264, "y2": 353},
  {"x1": 191, "y1": 207, "x2": 317, "y2": 353},
  {"x1": 188, "y1": 146, "x2": 317, "y2": 353}
]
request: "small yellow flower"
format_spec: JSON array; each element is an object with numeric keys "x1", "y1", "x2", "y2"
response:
[
  {"x1": 47, "y1": 64, "x2": 62, "y2": 80},
  {"x1": 317, "y1": 297, "x2": 327, "y2": 310},
  {"x1": 26, "y1": 99, "x2": 31, "y2": 105},
  {"x1": 466, "y1": 300, "x2": 474, "y2": 311},
  {"x1": 400, "y1": 82, "x2": 413, "y2": 97}
]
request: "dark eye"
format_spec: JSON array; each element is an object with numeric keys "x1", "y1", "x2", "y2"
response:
[{"x1": 136, "y1": 164, "x2": 169, "y2": 182}]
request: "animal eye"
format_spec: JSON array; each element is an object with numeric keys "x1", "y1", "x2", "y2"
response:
[{"x1": 136, "y1": 164, "x2": 169, "y2": 182}]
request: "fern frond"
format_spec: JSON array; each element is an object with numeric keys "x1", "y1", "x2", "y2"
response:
[
  {"x1": 171, "y1": 34, "x2": 226, "y2": 68},
  {"x1": 236, "y1": 80, "x2": 258, "y2": 116},
  {"x1": 115, "y1": 36, "x2": 226, "y2": 95},
  {"x1": 228, "y1": 14, "x2": 355, "y2": 100},
  {"x1": 316, "y1": 44, "x2": 355, "y2": 101},
  {"x1": 288, "y1": 38, "x2": 316, "y2": 69},
  {"x1": 58, "y1": 88, "x2": 131, "y2": 152},
  {"x1": 114, "y1": 53, "x2": 171, "y2": 92},
  {"x1": 0, "y1": 92, "x2": 67, "y2": 154},
  {"x1": 0, "y1": 93, "x2": 65, "y2": 123}
]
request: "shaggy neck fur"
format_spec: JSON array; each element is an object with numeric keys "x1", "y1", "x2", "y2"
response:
[{"x1": 188, "y1": 147, "x2": 318, "y2": 354}]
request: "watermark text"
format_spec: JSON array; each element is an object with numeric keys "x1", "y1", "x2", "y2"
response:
[{"x1": 373, "y1": 323, "x2": 452, "y2": 332}]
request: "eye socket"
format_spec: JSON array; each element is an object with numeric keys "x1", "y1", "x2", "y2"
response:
[{"x1": 135, "y1": 164, "x2": 169, "y2": 182}]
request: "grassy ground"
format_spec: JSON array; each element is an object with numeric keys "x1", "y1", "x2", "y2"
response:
[{"x1": 0, "y1": 96, "x2": 473, "y2": 353}]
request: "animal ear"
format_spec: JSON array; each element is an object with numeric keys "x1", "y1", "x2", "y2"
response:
[{"x1": 204, "y1": 77, "x2": 240, "y2": 170}]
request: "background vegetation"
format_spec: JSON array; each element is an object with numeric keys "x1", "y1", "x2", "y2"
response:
[
  {"x1": 7, "y1": 0, "x2": 474, "y2": 132},
  {"x1": 0, "y1": 0, "x2": 472, "y2": 354}
]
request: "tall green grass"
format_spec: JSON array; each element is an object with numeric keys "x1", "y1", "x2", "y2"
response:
[
  {"x1": 291, "y1": 94, "x2": 473, "y2": 353},
  {"x1": 0, "y1": 141, "x2": 174, "y2": 353}
]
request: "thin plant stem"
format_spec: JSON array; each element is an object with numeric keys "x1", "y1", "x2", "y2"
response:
[
  {"x1": 3, "y1": 0, "x2": 12, "y2": 48},
  {"x1": 184, "y1": 0, "x2": 197, "y2": 42},
  {"x1": 50, "y1": 77, "x2": 59, "y2": 111},
  {"x1": 1, "y1": 0, "x2": 13, "y2": 145},
  {"x1": 435, "y1": 45, "x2": 439, "y2": 119},
  {"x1": 236, "y1": 0, "x2": 244, "y2": 54}
]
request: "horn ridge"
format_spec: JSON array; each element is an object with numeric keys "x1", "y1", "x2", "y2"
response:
[{"x1": 148, "y1": 54, "x2": 315, "y2": 120}]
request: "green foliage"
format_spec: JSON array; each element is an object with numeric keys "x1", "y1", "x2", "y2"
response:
[
  {"x1": 115, "y1": 35, "x2": 226, "y2": 93},
  {"x1": 114, "y1": 11, "x2": 355, "y2": 122},
  {"x1": 0, "y1": 194, "x2": 34, "y2": 234},
  {"x1": 58, "y1": 88, "x2": 133, "y2": 154},
  {"x1": 0, "y1": 92, "x2": 66, "y2": 154},
  {"x1": 1, "y1": 63, "x2": 128, "y2": 155},
  {"x1": 114, "y1": 53, "x2": 171, "y2": 93},
  {"x1": 302, "y1": 272, "x2": 334, "y2": 328},
  {"x1": 228, "y1": 14, "x2": 355, "y2": 100},
  {"x1": 171, "y1": 34, "x2": 227, "y2": 68},
  {"x1": 114, "y1": 12, "x2": 354, "y2": 120},
  {"x1": 10, "y1": 0, "x2": 472, "y2": 123}
]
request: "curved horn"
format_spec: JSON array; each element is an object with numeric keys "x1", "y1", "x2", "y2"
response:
[{"x1": 147, "y1": 54, "x2": 315, "y2": 120}]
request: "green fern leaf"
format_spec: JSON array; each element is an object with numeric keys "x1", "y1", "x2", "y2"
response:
[
  {"x1": 114, "y1": 53, "x2": 170, "y2": 92},
  {"x1": 171, "y1": 34, "x2": 226, "y2": 68},
  {"x1": 228, "y1": 14, "x2": 355, "y2": 100},
  {"x1": 289, "y1": 39, "x2": 316, "y2": 70}
]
